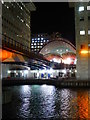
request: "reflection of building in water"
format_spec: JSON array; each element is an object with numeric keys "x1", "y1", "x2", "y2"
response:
[{"x1": 77, "y1": 90, "x2": 89, "y2": 119}]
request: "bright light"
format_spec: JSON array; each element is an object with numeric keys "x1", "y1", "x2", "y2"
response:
[
  {"x1": 24, "y1": 70, "x2": 28, "y2": 74},
  {"x1": 74, "y1": 59, "x2": 77, "y2": 64},
  {"x1": 79, "y1": 6, "x2": 84, "y2": 12},
  {"x1": 52, "y1": 58, "x2": 60, "y2": 63},
  {"x1": 62, "y1": 69, "x2": 66, "y2": 74},
  {"x1": 14, "y1": 71, "x2": 16, "y2": 73},
  {"x1": 87, "y1": 6, "x2": 90, "y2": 10},
  {"x1": 49, "y1": 68, "x2": 53, "y2": 73},
  {"x1": 80, "y1": 30, "x2": 85, "y2": 35},
  {"x1": 41, "y1": 38, "x2": 43, "y2": 40},
  {"x1": 20, "y1": 71, "x2": 22, "y2": 73},
  {"x1": 75, "y1": 70, "x2": 77, "y2": 72},
  {"x1": 8, "y1": 70, "x2": 11, "y2": 74},
  {"x1": 1, "y1": 0, "x2": 4, "y2": 4},
  {"x1": 80, "y1": 50, "x2": 88, "y2": 54},
  {"x1": 64, "y1": 58, "x2": 71, "y2": 64},
  {"x1": 88, "y1": 30, "x2": 90, "y2": 35}
]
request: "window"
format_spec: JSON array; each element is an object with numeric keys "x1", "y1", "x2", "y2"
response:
[
  {"x1": 80, "y1": 17, "x2": 84, "y2": 21},
  {"x1": 41, "y1": 38, "x2": 43, "y2": 40},
  {"x1": 88, "y1": 30, "x2": 90, "y2": 35},
  {"x1": 34, "y1": 43, "x2": 36, "y2": 45},
  {"x1": 80, "y1": 30, "x2": 85, "y2": 35},
  {"x1": 88, "y1": 16, "x2": 90, "y2": 20},
  {"x1": 38, "y1": 38, "x2": 40, "y2": 40},
  {"x1": 81, "y1": 45, "x2": 85, "y2": 49},
  {"x1": 87, "y1": 6, "x2": 90, "y2": 10},
  {"x1": 79, "y1": 6, "x2": 84, "y2": 12},
  {"x1": 41, "y1": 43, "x2": 43, "y2": 45},
  {"x1": 88, "y1": 44, "x2": 90, "y2": 47}
]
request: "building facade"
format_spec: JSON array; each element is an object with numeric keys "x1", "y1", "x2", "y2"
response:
[
  {"x1": 1, "y1": 2, "x2": 36, "y2": 78},
  {"x1": 2, "y1": 2, "x2": 36, "y2": 52},
  {"x1": 31, "y1": 33, "x2": 50, "y2": 53},
  {"x1": 70, "y1": 2, "x2": 90, "y2": 80}
]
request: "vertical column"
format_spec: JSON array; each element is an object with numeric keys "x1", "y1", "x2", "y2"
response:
[{"x1": 75, "y1": 2, "x2": 89, "y2": 80}]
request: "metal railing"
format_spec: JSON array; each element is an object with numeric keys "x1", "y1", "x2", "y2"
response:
[{"x1": 2, "y1": 34, "x2": 31, "y2": 55}]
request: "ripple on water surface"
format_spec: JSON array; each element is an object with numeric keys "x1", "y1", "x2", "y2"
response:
[{"x1": 2, "y1": 85, "x2": 90, "y2": 119}]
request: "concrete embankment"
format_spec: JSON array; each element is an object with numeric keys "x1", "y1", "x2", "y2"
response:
[{"x1": 2, "y1": 78, "x2": 90, "y2": 88}]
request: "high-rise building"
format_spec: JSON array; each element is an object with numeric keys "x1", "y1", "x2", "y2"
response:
[
  {"x1": 69, "y1": 2, "x2": 90, "y2": 80},
  {"x1": 2, "y1": 2, "x2": 36, "y2": 53},
  {"x1": 31, "y1": 33, "x2": 50, "y2": 53}
]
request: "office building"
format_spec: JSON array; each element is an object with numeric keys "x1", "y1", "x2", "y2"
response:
[
  {"x1": 31, "y1": 33, "x2": 50, "y2": 53},
  {"x1": 70, "y1": 2, "x2": 90, "y2": 80},
  {"x1": 2, "y1": 2, "x2": 36, "y2": 52}
]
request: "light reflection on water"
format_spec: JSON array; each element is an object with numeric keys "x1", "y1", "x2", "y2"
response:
[{"x1": 2, "y1": 85, "x2": 90, "y2": 119}]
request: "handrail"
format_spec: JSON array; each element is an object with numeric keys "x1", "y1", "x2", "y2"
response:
[{"x1": 2, "y1": 34, "x2": 31, "y2": 55}]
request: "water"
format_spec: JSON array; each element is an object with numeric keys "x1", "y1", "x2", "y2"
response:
[{"x1": 2, "y1": 85, "x2": 90, "y2": 119}]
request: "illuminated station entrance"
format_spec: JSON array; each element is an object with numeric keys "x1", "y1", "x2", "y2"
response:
[
  {"x1": 39, "y1": 37, "x2": 76, "y2": 79},
  {"x1": 40, "y1": 38, "x2": 76, "y2": 65}
]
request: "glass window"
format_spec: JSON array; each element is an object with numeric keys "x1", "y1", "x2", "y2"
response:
[
  {"x1": 88, "y1": 16, "x2": 90, "y2": 20},
  {"x1": 88, "y1": 30, "x2": 90, "y2": 35},
  {"x1": 80, "y1": 30, "x2": 85, "y2": 35},
  {"x1": 79, "y1": 6, "x2": 84, "y2": 12},
  {"x1": 38, "y1": 38, "x2": 40, "y2": 40},
  {"x1": 87, "y1": 6, "x2": 90, "y2": 10},
  {"x1": 34, "y1": 43, "x2": 36, "y2": 45},
  {"x1": 41, "y1": 43, "x2": 43, "y2": 45},
  {"x1": 41, "y1": 38, "x2": 43, "y2": 40},
  {"x1": 80, "y1": 17, "x2": 84, "y2": 21}
]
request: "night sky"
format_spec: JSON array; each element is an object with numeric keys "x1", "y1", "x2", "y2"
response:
[{"x1": 31, "y1": 2, "x2": 75, "y2": 45}]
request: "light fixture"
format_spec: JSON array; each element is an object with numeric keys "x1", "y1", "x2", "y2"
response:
[{"x1": 80, "y1": 50, "x2": 88, "y2": 54}]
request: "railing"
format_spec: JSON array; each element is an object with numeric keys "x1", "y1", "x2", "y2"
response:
[
  {"x1": 2, "y1": 34, "x2": 47, "y2": 61},
  {"x1": 2, "y1": 34, "x2": 31, "y2": 55}
]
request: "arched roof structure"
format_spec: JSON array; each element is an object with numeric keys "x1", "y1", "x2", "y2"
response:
[
  {"x1": 39, "y1": 38, "x2": 76, "y2": 64},
  {"x1": 39, "y1": 38, "x2": 76, "y2": 56}
]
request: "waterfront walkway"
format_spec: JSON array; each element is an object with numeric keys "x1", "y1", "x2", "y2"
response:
[{"x1": 2, "y1": 77, "x2": 90, "y2": 88}]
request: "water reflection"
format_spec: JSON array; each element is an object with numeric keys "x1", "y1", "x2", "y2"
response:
[
  {"x1": 77, "y1": 90, "x2": 89, "y2": 119},
  {"x1": 2, "y1": 85, "x2": 90, "y2": 119}
]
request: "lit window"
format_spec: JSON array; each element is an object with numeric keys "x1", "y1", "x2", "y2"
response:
[
  {"x1": 1, "y1": 0, "x2": 4, "y2": 4},
  {"x1": 80, "y1": 30, "x2": 85, "y2": 35},
  {"x1": 44, "y1": 40, "x2": 46, "y2": 42},
  {"x1": 87, "y1": 6, "x2": 90, "y2": 10},
  {"x1": 35, "y1": 46, "x2": 36, "y2": 48},
  {"x1": 38, "y1": 38, "x2": 40, "y2": 40},
  {"x1": 31, "y1": 46, "x2": 34, "y2": 48},
  {"x1": 79, "y1": 6, "x2": 84, "y2": 12},
  {"x1": 88, "y1": 44, "x2": 90, "y2": 47},
  {"x1": 7, "y1": 6, "x2": 9, "y2": 9},
  {"x1": 41, "y1": 43, "x2": 43, "y2": 45},
  {"x1": 38, "y1": 46, "x2": 39, "y2": 48},
  {"x1": 21, "y1": 19, "x2": 24, "y2": 22},
  {"x1": 21, "y1": 7, "x2": 23, "y2": 10},
  {"x1": 41, "y1": 38, "x2": 43, "y2": 40},
  {"x1": 35, "y1": 38, "x2": 37, "y2": 40},
  {"x1": 88, "y1": 30, "x2": 90, "y2": 35},
  {"x1": 66, "y1": 49, "x2": 68, "y2": 52},
  {"x1": 38, "y1": 43, "x2": 39, "y2": 45},
  {"x1": 31, "y1": 43, "x2": 33, "y2": 45},
  {"x1": 32, "y1": 39, "x2": 34, "y2": 40},
  {"x1": 34, "y1": 43, "x2": 36, "y2": 45}
]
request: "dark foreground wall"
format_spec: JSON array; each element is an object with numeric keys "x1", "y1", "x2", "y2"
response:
[{"x1": 2, "y1": 78, "x2": 90, "y2": 88}]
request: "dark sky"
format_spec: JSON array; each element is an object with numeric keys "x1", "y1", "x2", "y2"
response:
[{"x1": 31, "y1": 2, "x2": 75, "y2": 45}]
